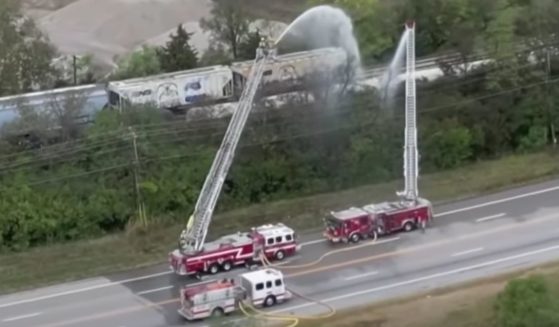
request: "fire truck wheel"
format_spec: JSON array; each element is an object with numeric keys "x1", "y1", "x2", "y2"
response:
[
  {"x1": 275, "y1": 250, "x2": 285, "y2": 261},
  {"x1": 404, "y1": 222, "x2": 415, "y2": 232},
  {"x1": 211, "y1": 307, "x2": 224, "y2": 317},
  {"x1": 209, "y1": 263, "x2": 219, "y2": 274},
  {"x1": 221, "y1": 261, "x2": 232, "y2": 271},
  {"x1": 350, "y1": 233, "x2": 361, "y2": 243},
  {"x1": 264, "y1": 295, "x2": 277, "y2": 307}
]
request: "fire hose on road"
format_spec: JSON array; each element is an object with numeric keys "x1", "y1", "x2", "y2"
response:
[
  {"x1": 239, "y1": 301, "x2": 299, "y2": 327},
  {"x1": 260, "y1": 231, "x2": 378, "y2": 269},
  {"x1": 238, "y1": 234, "x2": 382, "y2": 326},
  {"x1": 238, "y1": 280, "x2": 336, "y2": 327}
]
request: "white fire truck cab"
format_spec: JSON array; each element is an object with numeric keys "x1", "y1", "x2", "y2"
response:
[
  {"x1": 240, "y1": 268, "x2": 290, "y2": 307},
  {"x1": 178, "y1": 268, "x2": 291, "y2": 321}
]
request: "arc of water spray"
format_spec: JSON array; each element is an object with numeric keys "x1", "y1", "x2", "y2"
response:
[
  {"x1": 274, "y1": 5, "x2": 321, "y2": 45},
  {"x1": 381, "y1": 26, "x2": 411, "y2": 105},
  {"x1": 272, "y1": 5, "x2": 361, "y2": 69}
]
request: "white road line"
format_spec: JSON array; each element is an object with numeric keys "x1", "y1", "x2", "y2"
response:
[
  {"x1": 2, "y1": 184, "x2": 558, "y2": 309},
  {"x1": 451, "y1": 247, "x2": 484, "y2": 257},
  {"x1": 435, "y1": 185, "x2": 559, "y2": 217},
  {"x1": 344, "y1": 271, "x2": 379, "y2": 281},
  {"x1": 375, "y1": 236, "x2": 401, "y2": 244},
  {"x1": 301, "y1": 239, "x2": 326, "y2": 246},
  {"x1": 136, "y1": 285, "x2": 173, "y2": 295},
  {"x1": 476, "y1": 213, "x2": 506, "y2": 223},
  {"x1": 0, "y1": 270, "x2": 172, "y2": 309},
  {"x1": 270, "y1": 243, "x2": 559, "y2": 314},
  {"x1": 2, "y1": 312, "x2": 42, "y2": 322}
]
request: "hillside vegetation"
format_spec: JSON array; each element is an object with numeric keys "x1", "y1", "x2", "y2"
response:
[{"x1": 0, "y1": 0, "x2": 558, "y2": 255}]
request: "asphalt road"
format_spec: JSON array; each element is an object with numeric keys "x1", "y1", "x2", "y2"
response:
[{"x1": 2, "y1": 179, "x2": 559, "y2": 327}]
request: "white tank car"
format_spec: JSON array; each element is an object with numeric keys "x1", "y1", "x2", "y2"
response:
[
  {"x1": 231, "y1": 47, "x2": 348, "y2": 97},
  {"x1": 106, "y1": 65, "x2": 234, "y2": 111},
  {"x1": 0, "y1": 84, "x2": 105, "y2": 127}
]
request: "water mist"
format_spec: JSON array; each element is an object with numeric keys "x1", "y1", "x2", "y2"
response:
[
  {"x1": 275, "y1": 5, "x2": 362, "y2": 74},
  {"x1": 380, "y1": 28, "x2": 410, "y2": 106}
]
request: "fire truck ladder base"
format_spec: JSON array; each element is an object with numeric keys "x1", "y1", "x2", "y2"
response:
[{"x1": 179, "y1": 38, "x2": 276, "y2": 255}]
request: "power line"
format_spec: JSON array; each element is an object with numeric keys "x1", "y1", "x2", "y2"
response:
[
  {"x1": 1, "y1": 38, "x2": 557, "y2": 150},
  {"x1": 420, "y1": 74, "x2": 559, "y2": 114},
  {"x1": 0, "y1": 109, "x2": 353, "y2": 172},
  {"x1": 1, "y1": 65, "x2": 556, "y2": 175},
  {"x1": 5, "y1": 72, "x2": 559, "y2": 187},
  {"x1": 1, "y1": 32, "x2": 555, "y2": 140},
  {"x1": 1, "y1": 42, "x2": 557, "y2": 173},
  {"x1": 0, "y1": 52, "x2": 538, "y2": 162},
  {"x1": 21, "y1": 122, "x2": 363, "y2": 187}
]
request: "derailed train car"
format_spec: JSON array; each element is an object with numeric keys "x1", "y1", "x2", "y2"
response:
[
  {"x1": 231, "y1": 47, "x2": 349, "y2": 98},
  {"x1": 106, "y1": 47, "x2": 349, "y2": 112},
  {"x1": 106, "y1": 65, "x2": 234, "y2": 112},
  {"x1": 0, "y1": 47, "x2": 351, "y2": 126}
]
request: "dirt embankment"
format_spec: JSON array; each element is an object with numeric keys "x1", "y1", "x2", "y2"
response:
[
  {"x1": 22, "y1": 0, "x2": 212, "y2": 71},
  {"x1": 21, "y1": 0, "x2": 301, "y2": 73}
]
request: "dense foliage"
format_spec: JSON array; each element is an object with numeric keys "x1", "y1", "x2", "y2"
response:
[
  {"x1": 1, "y1": 0, "x2": 559, "y2": 251},
  {"x1": 112, "y1": 25, "x2": 200, "y2": 79},
  {"x1": 494, "y1": 276, "x2": 559, "y2": 327},
  {"x1": 0, "y1": 0, "x2": 58, "y2": 96}
]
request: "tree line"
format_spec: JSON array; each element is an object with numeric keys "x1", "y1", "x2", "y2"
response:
[{"x1": 0, "y1": 0, "x2": 559, "y2": 251}]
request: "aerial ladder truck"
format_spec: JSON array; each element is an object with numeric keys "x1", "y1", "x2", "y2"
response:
[
  {"x1": 169, "y1": 37, "x2": 300, "y2": 277},
  {"x1": 323, "y1": 21, "x2": 434, "y2": 244}
]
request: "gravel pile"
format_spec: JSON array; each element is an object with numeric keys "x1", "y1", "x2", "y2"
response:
[{"x1": 37, "y1": 0, "x2": 211, "y2": 66}]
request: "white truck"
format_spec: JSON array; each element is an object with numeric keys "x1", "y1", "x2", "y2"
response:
[{"x1": 178, "y1": 268, "x2": 291, "y2": 320}]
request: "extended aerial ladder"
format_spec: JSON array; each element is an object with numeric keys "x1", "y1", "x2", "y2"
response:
[
  {"x1": 397, "y1": 21, "x2": 419, "y2": 203},
  {"x1": 178, "y1": 37, "x2": 277, "y2": 254}
]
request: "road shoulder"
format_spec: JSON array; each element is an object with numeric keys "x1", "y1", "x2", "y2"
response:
[{"x1": 301, "y1": 260, "x2": 559, "y2": 327}]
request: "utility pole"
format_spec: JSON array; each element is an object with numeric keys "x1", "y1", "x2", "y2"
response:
[
  {"x1": 546, "y1": 49, "x2": 557, "y2": 147},
  {"x1": 129, "y1": 127, "x2": 147, "y2": 227},
  {"x1": 72, "y1": 55, "x2": 77, "y2": 86}
]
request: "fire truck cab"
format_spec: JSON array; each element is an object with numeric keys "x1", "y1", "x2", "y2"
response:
[
  {"x1": 178, "y1": 268, "x2": 291, "y2": 321},
  {"x1": 240, "y1": 268, "x2": 290, "y2": 307},
  {"x1": 249, "y1": 223, "x2": 300, "y2": 261},
  {"x1": 323, "y1": 198, "x2": 433, "y2": 243},
  {"x1": 323, "y1": 207, "x2": 377, "y2": 243}
]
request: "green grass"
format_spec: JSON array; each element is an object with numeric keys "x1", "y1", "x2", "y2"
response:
[{"x1": 1, "y1": 151, "x2": 558, "y2": 294}]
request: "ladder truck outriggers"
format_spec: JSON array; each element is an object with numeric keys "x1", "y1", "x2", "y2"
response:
[
  {"x1": 323, "y1": 21, "x2": 433, "y2": 244},
  {"x1": 169, "y1": 37, "x2": 300, "y2": 277}
]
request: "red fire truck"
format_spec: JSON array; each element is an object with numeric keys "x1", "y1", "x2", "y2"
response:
[
  {"x1": 178, "y1": 268, "x2": 291, "y2": 320},
  {"x1": 323, "y1": 198, "x2": 433, "y2": 243},
  {"x1": 169, "y1": 223, "x2": 300, "y2": 277}
]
